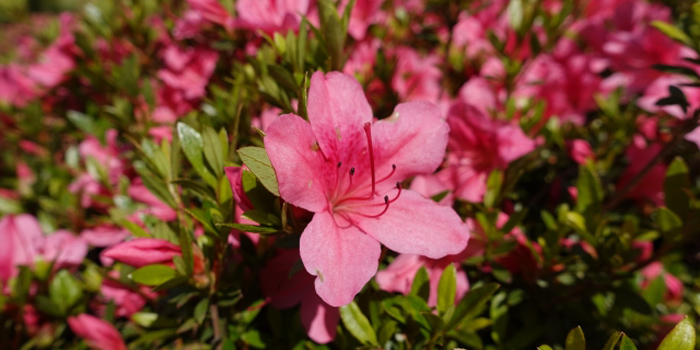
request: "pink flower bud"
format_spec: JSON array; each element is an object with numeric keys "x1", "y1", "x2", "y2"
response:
[
  {"x1": 68, "y1": 314, "x2": 127, "y2": 350},
  {"x1": 100, "y1": 239, "x2": 181, "y2": 268}
]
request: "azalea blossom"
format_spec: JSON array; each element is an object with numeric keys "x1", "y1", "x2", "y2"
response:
[
  {"x1": 264, "y1": 71, "x2": 469, "y2": 307},
  {"x1": 68, "y1": 314, "x2": 127, "y2": 350}
]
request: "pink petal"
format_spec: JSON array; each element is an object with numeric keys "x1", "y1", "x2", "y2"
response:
[
  {"x1": 307, "y1": 71, "x2": 373, "y2": 163},
  {"x1": 42, "y1": 231, "x2": 88, "y2": 268},
  {"x1": 100, "y1": 239, "x2": 181, "y2": 268},
  {"x1": 264, "y1": 113, "x2": 330, "y2": 212},
  {"x1": 224, "y1": 167, "x2": 254, "y2": 212},
  {"x1": 372, "y1": 101, "x2": 448, "y2": 182},
  {"x1": 355, "y1": 190, "x2": 469, "y2": 259},
  {"x1": 300, "y1": 291, "x2": 339, "y2": 344},
  {"x1": 68, "y1": 314, "x2": 127, "y2": 350},
  {"x1": 375, "y1": 254, "x2": 423, "y2": 295},
  {"x1": 260, "y1": 249, "x2": 314, "y2": 308},
  {"x1": 300, "y1": 211, "x2": 381, "y2": 307}
]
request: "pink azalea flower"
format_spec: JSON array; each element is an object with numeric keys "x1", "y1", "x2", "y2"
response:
[
  {"x1": 0, "y1": 65, "x2": 37, "y2": 107},
  {"x1": 638, "y1": 75, "x2": 700, "y2": 119},
  {"x1": 261, "y1": 249, "x2": 339, "y2": 343},
  {"x1": 158, "y1": 45, "x2": 219, "y2": 100},
  {"x1": 100, "y1": 238, "x2": 182, "y2": 268},
  {"x1": 568, "y1": 139, "x2": 595, "y2": 164},
  {"x1": 375, "y1": 254, "x2": 469, "y2": 307},
  {"x1": 617, "y1": 135, "x2": 666, "y2": 206},
  {"x1": 0, "y1": 214, "x2": 44, "y2": 281},
  {"x1": 438, "y1": 100, "x2": 535, "y2": 202},
  {"x1": 390, "y1": 47, "x2": 442, "y2": 103},
  {"x1": 340, "y1": 0, "x2": 384, "y2": 41},
  {"x1": 343, "y1": 39, "x2": 381, "y2": 80},
  {"x1": 96, "y1": 271, "x2": 153, "y2": 318},
  {"x1": 235, "y1": 0, "x2": 309, "y2": 34},
  {"x1": 41, "y1": 231, "x2": 88, "y2": 269},
  {"x1": 68, "y1": 314, "x2": 127, "y2": 350},
  {"x1": 264, "y1": 71, "x2": 469, "y2": 306},
  {"x1": 127, "y1": 180, "x2": 177, "y2": 223},
  {"x1": 81, "y1": 226, "x2": 131, "y2": 247},
  {"x1": 185, "y1": 0, "x2": 233, "y2": 28},
  {"x1": 641, "y1": 262, "x2": 683, "y2": 303}
]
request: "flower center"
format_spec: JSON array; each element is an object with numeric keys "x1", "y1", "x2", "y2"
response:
[{"x1": 329, "y1": 122, "x2": 402, "y2": 224}]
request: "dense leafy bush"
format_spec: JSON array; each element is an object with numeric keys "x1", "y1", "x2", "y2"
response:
[{"x1": 2, "y1": 0, "x2": 700, "y2": 349}]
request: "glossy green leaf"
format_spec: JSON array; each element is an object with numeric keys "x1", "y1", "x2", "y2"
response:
[
  {"x1": 484, "y1": 169, "x2": 503, "y2": 208},
  {"x1": 602, "y1": 332, "x2": 622, "y2": 350},
  {"x1": 340, "y1": 301, "x2": 378, "y2": 346},
  {"x1": 652, "y1": 207, "x2": 683, "y2": 236},
  {"x1": 565, "y1": 326, "x2": 585, "y2": 350},
  {"x1": 652, "y1": 21, "x2": 691, "y2": 45},
  {"x1": 214, "y1": 222, "x2": 278, "y2": 234},
  {"x1": 658, "y1": 317, "x2": 696, "y2": 350},
  {"x1": 437, "y1": 263, "x2": 457, "y2": 314},
  {"x1": 237, "y1": 146, "x2": 280, "y2": 196},
  {"x1": 410, "y1": 266, "x2": 430, "y2": 300},
  {"x1": 49, "y1": 270, "x2": 83, "y2": 314},
  {"x1": 446, "y1": 283, "x2": 500, "y2": 330},
  {"x1": 194, "y1": 298, "x2": 209, "y2": 324},
  {"x1": 202, "y1": 126, "x2": 225, "y2": 178},
  {"x1": 130, "y1": 264, "x2": 178, "y2": 286},
  {"x1": 537, "y1": 346, "x2": 553, "y2": 350},
  {"x1": 620, "y1": 334, "x2": 638, "y2": 350},
  {"x1": 177, "y1": 122, "x2": 217, "y2": 187}
]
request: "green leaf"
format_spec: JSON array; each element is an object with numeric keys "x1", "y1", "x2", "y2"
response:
[
  {"x1": 202, "y1": 126, "x2": 225, "y2": 178},
  {"x1": 317, "y1": 0, "x2": 346, "y2": 71},
  {"x1": 652, "y1": 207, "x2": 683, "y2": 236},
  {"x1": 241, "y1": 329, "x2": 267, "y2": 348},
  {"x1": 237, "y1": 147, "x2": 280, "y2": 196},
  {"x1": 340, "y1": 301, "x2": 378, "y2": 346},
  {"x1": 214, "y1": 222, "x2": 278, "y2": 234},
  {"x1": 484, "y1": 169, "x2": 503, "y2": 208},
  {"x1": 658, "y1": 317, "x2": 696, "y2": 350},
  {"x1": 177, "y1": 122, "x2": 217, "y2": 187},
  {"x1": 664, "y1": 157, "x2": 690, "y2": 218},
  {"x1": 446, "y1": 283, "x2": 500, "y2": 330},
  {"x1": 437, "y1": 264, "x2": 457, "y2": 314},
  {"x1": 134, "y1": 161, "x2": 177, "y2": 208},
  {"x1": 129, "y1": 264, "x2": 178, "y2": 286},
  {"x1": 537, "y1": 346, "x2": 554, "y2": 350},
  {"x1": 575, "y1": 165, "x2": 603, "y2": 227},
  {"x1": 49, "y1": 270, "x2": 83, "y2": 315},
  {"x1": 620, "y1": 334, "x2": 638, "y2": 350},
  {"x1": 652, "y1": 21, "x2": 692, "y2": 45},
  {"x1": 602, "y1": 332, "x2": 622, "y2": 350},
  {"x1": 410, "y1": 266, "x2": 430, "y2": 300},
  {"x1": 565, "y1": 326, "x2": 585, "y2": 350},
  {"x1": 194, "y1": 298, "x2": 209, "y2": 324}
]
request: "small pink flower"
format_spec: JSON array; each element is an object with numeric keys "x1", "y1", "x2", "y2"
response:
[
  {"x1": 375, "y1": 254, "x2": 469, "y2": 307},
  {"x1": 265, "y1": 71, "x2": 469, "y2": 306},
  {"x1": 438, "y1": 100, "x2": 535, "y2": 202},
  {"x1": 41, "y1": 231, "x2": 88, "y2": 269},
  {"x1": 261, "y1": 249, "x2": 339, "y2": 343},
  {"x1": 235, "y1": 0, "x2": 309, "y2": 34},
  {"x1": 390, "y1": 47, "x2": 442, "y2": 103},
  {"x1": 568, "y1": 139, "x2": 595, "y2": 164},
  {"x1": 340, "y1": 0, "x2": 383, "y2": 41},
  {"x1": 68, "y1": 314, "x2": 127, "y2": 350},
  {"x1": 641, "y1": 262, "x2": 683, "y2": 303},
  {"x1": 0, "y1": 214, "x2": 44, "y2": 281},
  {"x1": 81, "y1": 226, "x2": 131, "y2": 248},
  {"x1": 100, "y1": 238, "x2": 181, "y2": 268},
  {"x1": 617, "y1": 135, "x2": 666, "y2": 206},
  {"x1": 128, "y1": 180, "x2": 177, "y2": 222}
]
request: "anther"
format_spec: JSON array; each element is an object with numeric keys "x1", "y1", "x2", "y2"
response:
[
  {"x1": 337, "y1": 162, "x2": 342, "y2": 168},
  {"x1": 388, "y1": 182, "x2": 402, "y2": 203},
  {"x1": 350, "y1": 168, "x2": 355, "y2": 176},
  {"x1": 377, "y1": 164, "x2": 397, "y2": 183},
  {"x1": 358, "y1": 195, "x2": 390, "y2": 218}
]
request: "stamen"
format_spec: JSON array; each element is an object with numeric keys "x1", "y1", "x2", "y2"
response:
[
  {"x1": 377, "y1": 164, "x2": 397, "y2": 183},
  {"x1": 363, "y1": 123, "x2": 376, "y2": 197},
  {"x1": 358, "y1": 195, "x2": 390, "y2": 218},
  {"x1": 337, "y1": 162, "x2": 342, "y2": 168}
]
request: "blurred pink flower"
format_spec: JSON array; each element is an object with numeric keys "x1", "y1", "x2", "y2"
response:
[
  {"x1": 391, "y1": 47, "x2": 442, "y2": 103},
  {"x1": 68, "y1": 314, "x2": 127, "y2": 350},
  {"x1": 340, "y1": 0, "x2": 383, "y2": 40},
  {"x1": 568, "y1": 139, "x2": 595, "y2": 164},
  {"x1": 261, "y1": 249, "x2": 339, "y2": 344},
  {"x1": 97, "y1": 271, "x2": 154, "y2": 318},
  {"x1": 127, "y1": 180, "x2": 177, "y2": 222},
  {"x1": 0, "y1": 214, "x2": 44, "y2": 281},
  {"x1": 641, "y1": 262, "x2": 683, "y2": 303},
  {"x1": 81, "y1": 226, "x2": 131, "y2": 247},
  {"x1": 617, "y1": 135, "x2": 666, "y2": 206},
  {"x1": 264, "y1": 71, "x2": 469, "y2": 306},
  {"x1": 101, "y1": 238, "x2": 181, "y2": 268},
  {"x1": 376, "y1": 253, "x2": 469, "y2": 307},
  {"x1": 438, "y1": 100, "x2": 535, "y2": 202},
  {"x1": 41, "y1": 231, "x2": 88, "y2": 269},
  {"x1": 235, "y1": 0, "x2": 309, "y2": 34}
]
